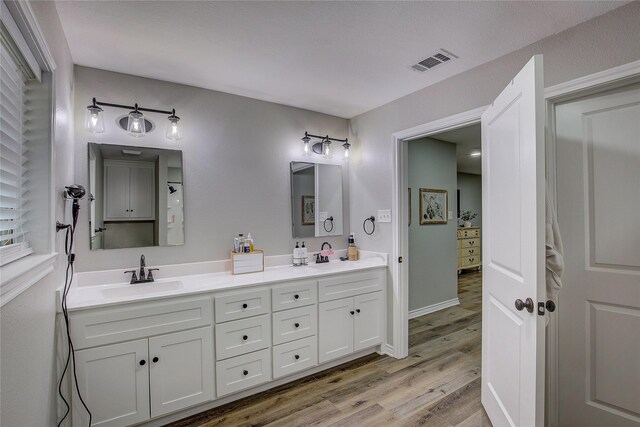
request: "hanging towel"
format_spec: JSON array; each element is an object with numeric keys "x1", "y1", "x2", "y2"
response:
[{"x1": 545, "y1": 186, "x2": 564, "y2": 304}]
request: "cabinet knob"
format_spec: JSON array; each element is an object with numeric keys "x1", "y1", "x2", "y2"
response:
[
  {"x1": 349, "y1": 311, "x2": 355, "y2": 315},
  {"x1": 242, "y1": 335, "x2": 248, "y2": 341},
  {"x1": 243, "y1": 370, "x2": 249, "y2": 376},
  {"x1": 356, "y1": 309, "x2": 361, "y2": 314},
  {"x1": 139, "y1": 360, "x2": 146, "y2": 366},
  {"x1": 294, "y1": 322, "x2": 300, "y2": 328},
  {"x1": 294, "y1": 294, "x2": 299, "y2": 300},
  {"x1": 242, "y1": 303, "x2": 248, "y2": 309},
  {"x1": 152, "y1": 357, "x2": 159, "y2": 363},
  {"x1": 294, "y1": 354, "x2": 300, "y2": 360}
]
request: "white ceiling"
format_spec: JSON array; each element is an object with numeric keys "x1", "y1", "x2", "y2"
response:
[
  {"x1": 55, "y1": 1, "x2": 626, "y2": 118},
  {"x1": 431, "y1": 124, "x2": 482, "y2": 175}
]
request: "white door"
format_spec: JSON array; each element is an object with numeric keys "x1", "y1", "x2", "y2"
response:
[
  {"x1": 74, "y1": 339, "x2": 150, "y2": 427},
  {"x1": 481, "y1": 55, "x2": 546, "y2": 427},
  {"x1": 104, "y1": 163, "x2": 130, "y2": 220},
  {"x1": 354, "y1": 291, "x2": 384, "y2": 351},
  {"x1": 555, "y1": 82, "x2": 640, "y2": 427},
  {"x1": 149, "y1": 327, "x2": 214, "y2": 417},
  {"x1": 319, "y1": 297, "x2": 354, "y2": 363},
  {"x1": 129, "y1": 165, "x2": 155, "y2": 220}
]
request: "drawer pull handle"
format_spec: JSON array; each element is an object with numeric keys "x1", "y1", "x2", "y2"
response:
[
  {"x1": 294, "y1": 354, "x2": 300, "y2": 360},
  {"x1": 243, "y1": 370, "x2": 249, "y2": 376},
  {"x1": 139, "y1": 360, "x2": 146, "y2": 366},
  {"x1": 242, "y1": 303, "x2": 248, "y2": 309},
  {"x1": 152, "y1": 357, "x2": 159, "y2": 363},
  {"x1": 349, "y1": 311, "x2": 355, "y2": 316},
  {"x1": 242, "y1": 335, "x2": 248, "y2": 341},
  {"x1": 294, "y1": 322, "x2": 300, "y2": 328},
  {"x1": 356, "y1": 309, "x2": 361, "y2": 314},
  {"x1": 294, "y1": 294, "x2": 300, "y2": 300}
]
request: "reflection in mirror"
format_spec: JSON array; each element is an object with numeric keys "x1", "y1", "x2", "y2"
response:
[
  {"x1": 290, "y1": 162, "x2": 344, "y2": 238},
  {"x1": 291, "y1": 162, "x2": 315, "y2": 238},
  {"x1": 88, "y1": 143, "x2": 184, "y2": 250},
  {"x1": 316, "y1": 164, "x2": 343, "y2": 237}
]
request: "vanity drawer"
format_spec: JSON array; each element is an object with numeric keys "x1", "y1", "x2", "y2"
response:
[
  {"x1": 271, "y1": 280, "x2": 317, "y2": 312},
  {"x1": 215, "y1": 288, "x2": 270, "y2": 323},
  {"x1": 70, "y1": 296, "x2": 213, "y2": 350},
  {"x1": 272, "y1": 336, "x2": 318, "y2": 379},
  {"x1": 216, "y1": 349, "x2": 271, "y2": 397},
  {"x1": 272, "y1": 305, "x2": 317, "y2": 345},
  {"x1": 318, "y1": 270, "x2": 384, "y2": 302},
  {"x1": 215, "y1": 314, "x2": 271, "y2": 360}
]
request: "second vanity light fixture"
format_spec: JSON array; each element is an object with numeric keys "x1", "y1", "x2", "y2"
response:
[
  {"x1": 85, "y1": 97, "x2": 183, "y2": 141},
  {"x1": 301, "y1": 132, "x2": 350, "y2": 160}
]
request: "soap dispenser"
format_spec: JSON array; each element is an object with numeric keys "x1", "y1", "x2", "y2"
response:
[
  {"x1": 301, "y1": 241, "x2": 308, "y2": 265},
  {"x1": 293, "y1": 242, "x2": 301, "y2": 266}
]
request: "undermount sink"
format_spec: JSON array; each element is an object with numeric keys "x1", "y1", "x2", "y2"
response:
[{"x1": 100, "y1": 280, "x2": 184, "y2": 298}]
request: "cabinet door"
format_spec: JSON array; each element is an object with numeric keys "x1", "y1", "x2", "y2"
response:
[
  {"x1": 354, "y1": 291, "x2": 384, "y2": 351},
  {"x1": 149, "y1": 327, "x2": 214, "y2": 417},
  {"x1": 104, "y1": 163, "x2": 131, "y2": 220},
  {"x1": 129, "y1": 165, "x2": 155, "y2": 220},
  {"x1": 74, "y1": 340, "x2": 150, "y2": 427},
  {"x1": 318, "y1": 297, "x2": 354, "y2": 363}
]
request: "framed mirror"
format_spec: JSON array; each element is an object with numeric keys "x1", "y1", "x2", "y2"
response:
[
  {"x1": 290, "y1": 162, "x2": 344, "y2": 238},
  {"x1": 88, "y1": 143, "x2": 184, "y2": 250}
]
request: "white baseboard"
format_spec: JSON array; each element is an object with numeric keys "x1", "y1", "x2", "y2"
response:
[
  {"x1": 381, "y1": 343, "x2": 395, "y2": 358},
  {"x1": 408, "y1": 298, "x2": 460, "y2": 319}
]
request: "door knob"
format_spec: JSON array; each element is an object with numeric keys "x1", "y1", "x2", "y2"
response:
[
  {"x1": 515, "y1": 298, "x2": 534, "y2": 313},
  {"x1": 546, "y1": 300, "x2": 556, "y2": 312}
]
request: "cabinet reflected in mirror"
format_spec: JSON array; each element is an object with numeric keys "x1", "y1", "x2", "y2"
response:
[
  {"x1": 290, "y1": 162, "x2": 343, "y2": 238},
  {"x1": 88, "y1": 143, "x2": 184, "y2": 250}
]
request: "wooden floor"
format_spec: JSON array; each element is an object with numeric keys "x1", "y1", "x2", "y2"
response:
[{"x1": 167, "y1": 271, "x2": 489, "y2": 427}]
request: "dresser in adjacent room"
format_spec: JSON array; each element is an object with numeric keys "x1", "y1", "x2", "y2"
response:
[{"x1": 457, "y1": 227, "x2": 481, "y2": 274}]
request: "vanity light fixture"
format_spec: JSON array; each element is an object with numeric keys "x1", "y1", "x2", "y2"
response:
[
  {"x1": 300, "y1": 132, "x2": 349, "y2": 161},
  {"x1": 85, "y1": 97, "x2": 183, "y2": 141}
]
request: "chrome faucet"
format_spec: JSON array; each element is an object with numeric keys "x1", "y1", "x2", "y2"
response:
[{"x1": 125, "y1": 254, "x2": 159, "y2": 284}]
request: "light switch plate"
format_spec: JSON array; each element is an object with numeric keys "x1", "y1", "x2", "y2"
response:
[
  {"x1": 448, "y1": 211, "x2": 453, "y2": 220},
  {"x1": 378, "y1": 209, "x2": 392, "y2": 223},
  {"x1": 319, "y1": 211, "x2": 328, "y2": 221}
]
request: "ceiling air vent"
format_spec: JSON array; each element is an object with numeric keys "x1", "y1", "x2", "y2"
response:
[{"x1": 411, "y1": 49, "x2": 458, "y2": 72}]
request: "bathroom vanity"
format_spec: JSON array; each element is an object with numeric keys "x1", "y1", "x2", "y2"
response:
[{"x1": 64, "y1": 256, "x2": 387, "y2": 427}]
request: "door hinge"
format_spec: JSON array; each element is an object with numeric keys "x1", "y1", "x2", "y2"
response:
[{"x1": 398, "y1": 256, "x2": 403, "y2": 263}]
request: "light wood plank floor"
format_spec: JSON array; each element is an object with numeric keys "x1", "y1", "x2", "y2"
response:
[{"x1": 167, "y1": 271, "x2": 489, "y2": 427}]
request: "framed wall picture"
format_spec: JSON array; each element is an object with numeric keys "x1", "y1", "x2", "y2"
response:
[
  {"x1": 302, "y1": 195, "x2": 315, "y2": 225},
  {"x1": 419, "y1": 188, "x2": 448, "y2": 225}
]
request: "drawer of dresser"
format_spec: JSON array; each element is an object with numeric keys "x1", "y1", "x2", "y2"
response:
[
  {"x1": 215, "y1": 314, "x2": 271, "y2": 360},
  {"x1": 215, "y1": 288, "x2": 270, "y2": 323},
  {"x1": 318, "y1": 269, "x2": 384, "y2": 302},
  {"x1": 273, "y1": 336, "x2": 318, "y2": 379},
  {"x1": 460, "y1": 238, "x2": 480, "y2": 249},
  {"x1": 216, "y1": 348, "x2": 271, "y2": 397},
  {"x1": 461, "y1": 256, "x2": 481, "y2": 267},
  {"x1": 272, "y1": 305, "x2": 317, "y2": 345},
  {"x1": 70, "y1": 296, "x2": 213, "y2": 350},
  {"x1": 271, "y1": 280, "x2": 317, "y2": 312},
  {"x1": 458, "y1": 247, "x2": 480, "y2": 258},
  {"x1": 457, "y1": 228, "x2": 481, "y2": 238}
]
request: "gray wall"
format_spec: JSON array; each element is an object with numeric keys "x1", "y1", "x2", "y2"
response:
[
  {"x1": 0, "y1": 2, "x2": 75, "y2": 426},
  {"x1": 73, "y1": 66, "x2": 350, "y2": 271},
  {"x1": 408, "y1": 138, "x2": 458, "y2": 311},
  {"x1": 457, "y1": 172, "x2": 482, "y2": 227},
  {"x1": 348, "y1": 2, "x2": 640, "y2": 343}
]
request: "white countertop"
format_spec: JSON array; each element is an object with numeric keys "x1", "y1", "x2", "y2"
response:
[{"x1": 64, "y1": 255, "x2": 387, "y2": 312}]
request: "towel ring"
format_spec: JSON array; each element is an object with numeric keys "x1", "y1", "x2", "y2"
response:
[
  {"x1": 323, "y1": 216, "x2": 334, "y2": 233},
  {"x1": 363, "y1": 216, "x2": 376, "y2": 235}
]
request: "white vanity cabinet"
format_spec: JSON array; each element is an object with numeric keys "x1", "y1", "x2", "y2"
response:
[
  {"x1": 70, "y1": 296, "x2": 214, "y2": 427},
  {"x1": 318, "y1": 271, "x2": 385, "y2": 363},
  {"x1": 104, "y1": 160, "x2": 155, "y2": 220}
]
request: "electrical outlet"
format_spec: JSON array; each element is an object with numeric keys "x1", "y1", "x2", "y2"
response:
[{"x1": 378, "y1": 209, "x2": 392, "y2": 223}]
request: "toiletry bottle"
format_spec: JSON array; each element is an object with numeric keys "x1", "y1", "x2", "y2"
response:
[
  {"x1": 348, "y1": 234, "x2": 358, "y2": 261},
  {"x1": 294, "y1": 242, "x2": 300, "y2": 265},
  {"x1": 243, "y1": 234, "x2": 251, "y2": 253},
  {"x1": 236, "y1": 233, "x2": 244, "y2": 253},
  {"x1": 301, "y1": 241, "x2": 307, "y2": 265},
  {"x1": 246, "y1": 233, "x2": 254, "y2": 252}
]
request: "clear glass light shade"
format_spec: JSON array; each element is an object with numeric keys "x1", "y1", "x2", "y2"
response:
[
  {"x1": 343, "y1": 143, "x2": 350, "y2": 161},
  {"x1": 127, "y1": 111, "x2": 146, "y2": 137},
  {"x1": 302, "y1": 140, "x2": 311, "y2": 156},
  {"x1": 166, "y1": 117, "x2": 182, "y2": 141},
  {"x1": 85, "y1": 106, "x2": 105, "y2": 133},
  {"x1": 322, "y1": 141, "x2": 332, "y2": 159}
]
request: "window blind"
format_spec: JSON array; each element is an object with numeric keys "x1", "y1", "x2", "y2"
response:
[{"x1": 0, "y1": 41, "x2": 32, "y2": 264}]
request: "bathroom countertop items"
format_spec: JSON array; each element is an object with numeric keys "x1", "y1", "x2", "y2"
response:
[{"x1": 64, "y1": 252, "x2": 388, "y2": 312}]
